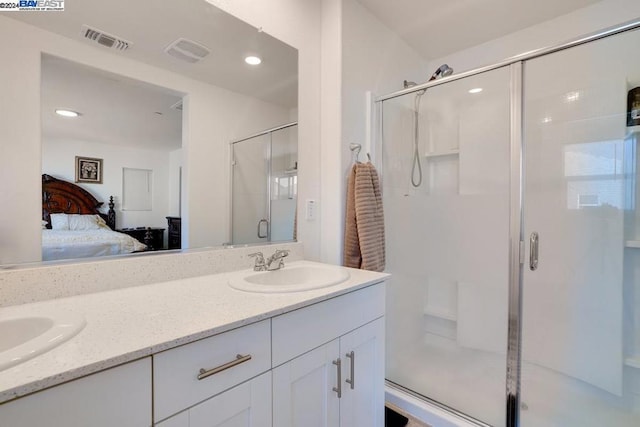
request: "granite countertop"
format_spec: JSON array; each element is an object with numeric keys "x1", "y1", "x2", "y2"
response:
[{"x1": 0, "y1": 261, "x2": 388, "y2": 404}]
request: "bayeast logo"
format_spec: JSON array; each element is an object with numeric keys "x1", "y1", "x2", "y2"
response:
[
  {"x1": 20, "y1": 0, "x2": 64, "y2": 9},
  {"x1": 0, "y1": 0, "x2": 64, "y2": 11}
]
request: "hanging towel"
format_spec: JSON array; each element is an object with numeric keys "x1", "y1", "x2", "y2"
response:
[{"x1": 343, "y1": 162, "x2": 385, "y2": 272}]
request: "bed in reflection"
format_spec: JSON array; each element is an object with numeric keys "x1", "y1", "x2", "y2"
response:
[{"x1": 42, "y1": 174, "x2": 146, "y2": 261}]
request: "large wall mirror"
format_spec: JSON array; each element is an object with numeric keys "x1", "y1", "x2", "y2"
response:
[{"x1": 0, "y1": 0, "x2": 298, "y2": 265}]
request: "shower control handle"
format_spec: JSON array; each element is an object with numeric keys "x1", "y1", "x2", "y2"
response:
[
  {"x1": 332, "y1": 358, "x2": 342, "y2": 398},
  {"x1": 530, "y1": 232, "x2": 539, "y2": 271}
]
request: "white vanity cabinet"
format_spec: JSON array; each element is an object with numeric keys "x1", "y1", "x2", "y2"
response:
[
  {"x1": 153, "y1": 319, "x2": 271, "y2": 425},
  {"x1": 0, "y1": 358, "x2": 152, "y2": 427},
  {"x1": 0, "y1": 279, "x2": 385, "y2": 427},
  {"x1": 156, "y1": 282, "x2": 385, "y2": 427},
  {"x1": 272, "y1": 283, "x2": 385, "y2": 427},
  {"x1": 156, "y1": 372, "x2": 271, "y2": 427}
]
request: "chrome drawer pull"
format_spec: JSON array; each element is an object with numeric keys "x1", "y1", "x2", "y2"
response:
[
  {"x1": 345, "y1": 351, "x2": 355, "y2": 390},
  {"x1": 197, "y1": 354, "x2": 252, "y2": 380},
  {"x1": 332, "y1": 358, "x2": 342, "y2": 398}
]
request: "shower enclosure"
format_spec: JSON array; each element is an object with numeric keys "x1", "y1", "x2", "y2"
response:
[
  {"x1": 380, "y1": 22, "x2": 640, "y2": 427},
  {"x1": 230, "y1": 122, "x2": 298, "y2": 245}
]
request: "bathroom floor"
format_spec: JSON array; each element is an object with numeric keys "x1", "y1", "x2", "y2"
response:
[{"x1": 386, "y1": 403, "x2": 431, "y2": 427}]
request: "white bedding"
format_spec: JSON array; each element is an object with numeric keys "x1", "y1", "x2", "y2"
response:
[{"x1": 42, "y1": 229, "x2": 147, "y2": 261}]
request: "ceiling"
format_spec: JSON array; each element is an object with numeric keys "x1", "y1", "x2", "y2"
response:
[
  {"x1": 357, "y1": 0, "x2": 602, "y2": 60},
  {"x1": 41, "y1": 55, "x2": 183, "y2": 151},
  {"x1": 9, "y1": 0, "x2": 298, "y2": 109}
]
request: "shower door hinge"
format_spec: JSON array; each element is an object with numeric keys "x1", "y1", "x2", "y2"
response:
[{"x1": 519, "y1": 240, "x2": 525, "y2": 264}]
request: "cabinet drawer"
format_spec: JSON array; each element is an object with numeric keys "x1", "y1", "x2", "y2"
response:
[
  {"x1": 153, "y1": 319, "x2": 271, "y2": 421},
  {"x1": 272, "y1": 282, "x2": 385, "y2": 367}
]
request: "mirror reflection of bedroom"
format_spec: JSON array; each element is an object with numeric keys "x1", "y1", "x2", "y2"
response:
[
  {"x1": 41, "y1": 56, "x2": 184, "y2": 261},
  {"x1": 1, "y1": 0, "x2": 298, "y2": 266}
]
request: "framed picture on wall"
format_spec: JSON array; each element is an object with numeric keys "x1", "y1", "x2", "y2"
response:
[{"x1": 75, "y1": 156, "x2": 103, "y2": 184}]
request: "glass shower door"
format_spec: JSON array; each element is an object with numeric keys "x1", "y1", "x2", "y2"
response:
[
  {"x1": 231, "y1": 134, "x2": 270, "y2": 244},
  {"x1": 270, "y1": 125, "x2": 298, "y2": 241},
  {"x1": 521, "y1": 28, "x2": 640, "y2": 427},
  {"x1": 382, "y1": 67, "x2": 512, "y2": 426},
  {"x1": 230, "y1": 124, "x2": 298, "y2": 245}
]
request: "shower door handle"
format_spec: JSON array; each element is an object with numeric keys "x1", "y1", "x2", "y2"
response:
[
  {"x1": 257, "y1": 219, "x2": 268, "y2": 239},
  {"x1": 529, "y1": 232, "x2": 539, "y2": 271}
]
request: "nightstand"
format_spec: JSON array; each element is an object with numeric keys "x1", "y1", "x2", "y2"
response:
[
  {"x1": 166, "y1": 217, "x2": 181, "y2": 249},
  {"x1": 117, "y1": 227, "x2": 165, "y2": 251}
]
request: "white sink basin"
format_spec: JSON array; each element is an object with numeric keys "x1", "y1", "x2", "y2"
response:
[
  {"x1": 228, "y1": 262, "x2": 350, "y2": 293},
  {"x1": 0, "y1": 311, "x2": 86, "y2": 371}
]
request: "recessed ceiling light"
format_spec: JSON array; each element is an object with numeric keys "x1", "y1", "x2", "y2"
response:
[
  {"x1": 542, "y1": 116, "x2": 553, "y2": 123},
  {"x1": 468, "y1": 88, "x2": 483, "y2": 94},
  {"x1": 55, "y1": 109, "x2": 80, "y2": 117},
  {"x1": 245, "y1": 56, "x2": 262, "y2": 65}
]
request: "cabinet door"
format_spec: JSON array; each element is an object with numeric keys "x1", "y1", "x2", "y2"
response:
[
  {"x1": 190, "y1": 372, "x2": 271, "y2": 427},
  {"x1": 339, "y1": 318, "x2": 385, "y2": 427},
  {"x1": 273, "y1": 340, "x2": 340, "y2": 427},
  {"x1": 157, "y1": 372, "x2": 272, "y2": 427},
  {"x1": 0, "y1": 358, "x2": 151, "y2": 427}
]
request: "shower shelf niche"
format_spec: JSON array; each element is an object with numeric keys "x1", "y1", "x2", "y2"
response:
[
  {"x1": 423, "y1": 307, "x2": 457, "y2": 322},
  {"x1": 624, "y1": 240, "x2": 640, "y2": 248},
  {"x1": 424, "y1": 149, "x2": 459, "y2": 158}
]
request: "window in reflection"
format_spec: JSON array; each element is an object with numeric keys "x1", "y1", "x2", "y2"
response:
[{"x1": 564, "y1": 139, "x2": 635, "y2": 210}]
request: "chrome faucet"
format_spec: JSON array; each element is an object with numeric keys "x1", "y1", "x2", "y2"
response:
[
  {"x1": 265, "y1": 249, "x2": 290, "y2": 271},
  {"x1": 249, "y1": 249, "x2": 290, "y2": 271}
]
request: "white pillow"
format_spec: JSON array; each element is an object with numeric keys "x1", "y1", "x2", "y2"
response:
[
  {"x1": 50, "y1": 213, "x2": 69, "y2": 230},
  {"x1": 68, "y1": 214, "x2": 102, "y2": 231}
]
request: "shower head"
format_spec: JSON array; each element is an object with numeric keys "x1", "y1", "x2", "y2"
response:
[{"x1": 428, "y1": 64, "x2": 454, "y2": 81}]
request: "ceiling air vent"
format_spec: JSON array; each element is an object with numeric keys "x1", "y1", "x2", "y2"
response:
[
  {"x1": 165, "y1": 38, "x2": 210, "y2": 63},
  {"x1": 81, "y1": 25, "x2": 131, "y2": 51}
]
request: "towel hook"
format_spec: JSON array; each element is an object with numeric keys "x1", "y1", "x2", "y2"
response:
[{"x1": 350, "y1": 143, "x2": 361, "y2": 163}]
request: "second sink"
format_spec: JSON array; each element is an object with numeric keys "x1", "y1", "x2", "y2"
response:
[{"x1": 0, "y1": 311, "x2": 86, "y2": 371}]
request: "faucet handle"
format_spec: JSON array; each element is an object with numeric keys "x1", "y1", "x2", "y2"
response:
[
  {"x1": 248, "y1": 252, "x2": 266, "y2": 271},
  {"x1": 275, "y1": 249, "x2": 290, "y2": 257},
  {"x1": 248, "y1": 252, "x2": 264, "y2": 261}
]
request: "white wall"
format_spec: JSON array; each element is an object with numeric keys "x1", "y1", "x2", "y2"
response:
[
  {"x1": 425, "y1": 0, "x2": 640, "y2": 76},
  {"x1": 42, "y1": 138, "x2": 174, "y2": 230},
  {"x1": 209, "y1": 0, "x2": 324, "y2": 261},
  {"x1": 336, "y1": 0, "x2": 430, "y2": 264},
  {"x1": 168, "y1": 148, "x2": 183, "y2": 218},
  {"x1": 0, "y1": 16, "x2": 290, "y2": 263}
]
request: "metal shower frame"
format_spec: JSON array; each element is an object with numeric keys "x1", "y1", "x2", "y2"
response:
[
  {"x1": 375, "y1": 17, "x2": 640, "y2": 427},
  {"x1": 229, "y1": 121, "x2": 298, "y2": 244}
]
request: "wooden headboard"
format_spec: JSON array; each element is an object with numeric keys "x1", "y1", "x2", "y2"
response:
[{"x1": 42, "y1": 174, "x2": 116, "y2": 230}]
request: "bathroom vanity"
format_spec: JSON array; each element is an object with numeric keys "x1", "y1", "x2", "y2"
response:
[{"x1": 0, "y1": 261, "x2": 387, "y2": 427}]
